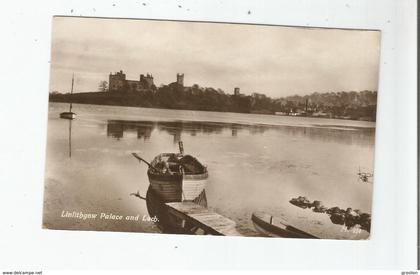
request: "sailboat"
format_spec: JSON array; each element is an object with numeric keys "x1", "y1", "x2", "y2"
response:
[{"x1": 59, "y1": 74, "x2": 76, "y2": 119}]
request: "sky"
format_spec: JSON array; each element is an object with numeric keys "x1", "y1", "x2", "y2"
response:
[{"x1": 49, "y1": 16, "x2": 381, "y2": 97}]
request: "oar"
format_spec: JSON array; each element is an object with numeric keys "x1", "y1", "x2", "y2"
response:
[
  {"x1": 130, "y1": 190, "x2": 146, "y2": 201},
  {"x1": 131, "y1": 153, "x2": 159, "y2": 173}
]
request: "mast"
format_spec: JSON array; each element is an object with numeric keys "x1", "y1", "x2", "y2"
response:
[
  {"x1": 69, "y1": 73, "x2": 74, "y2": 112},
  {"x1": 178, "y1": 141, "x2": 184, "y2": 155}
]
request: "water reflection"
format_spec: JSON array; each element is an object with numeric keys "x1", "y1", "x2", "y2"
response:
[
  {"x1": 107, "y1": 120, "x2": 153, "y2": 141},
  {"x1": 68, "y1": 119, "x2": 72, "y2": 158},
  {"x1": 106, "y1": 119, "x2": 375, "y2": 146},
  {"x1": 47, "y1": 103, "x2": 375, "y2": 238}
]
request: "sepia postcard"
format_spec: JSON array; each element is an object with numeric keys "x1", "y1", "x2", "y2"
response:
[{"x1": 43, "y1": 16, "x2": 380, "y2": 239}]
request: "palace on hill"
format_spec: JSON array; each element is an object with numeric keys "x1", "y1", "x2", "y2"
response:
[
  {"x1": 109, "y1": 70, "x2": 186, "y2": 93},
  {"x1": 108, "y1": 70, "x2": 243, "y2": 95}
]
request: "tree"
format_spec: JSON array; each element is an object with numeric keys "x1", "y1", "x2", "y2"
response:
[{"x1": 98, "y1": 81, "x2": 108, "y2": 92}]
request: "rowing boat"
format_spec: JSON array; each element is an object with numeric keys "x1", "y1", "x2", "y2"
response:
[
  {"x1": 251, "y1": 211, "x2": 318, "y2": 239},
  {"x1": 132, "y1": 141, "x2": 208, "y2": 203},
  {"x1": 147, "y1": 153, "x2": 208, "y2": 202}
]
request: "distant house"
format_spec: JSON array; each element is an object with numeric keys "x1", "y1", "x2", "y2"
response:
[
  {"x1": 275, "y1": 111, "x2": 287, "y2": 116},
  {"x1": 312, "y1": 111, "x2": 330, "y2": 118}
]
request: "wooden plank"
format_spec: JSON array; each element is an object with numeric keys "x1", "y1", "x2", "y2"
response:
[
  {"x1": 166, "y1": 202, "x2": 210, "y2": 214},
  {"x1": 165, "y1": 202, "x2": 242, "y2": 236}
]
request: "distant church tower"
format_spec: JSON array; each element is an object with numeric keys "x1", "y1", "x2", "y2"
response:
[
  {"x1": 176, "y1": 73, "x2": 184, "y2": 86},
  {"x1": 234, "y1": 87, "x2": 240, "y2": 96}
]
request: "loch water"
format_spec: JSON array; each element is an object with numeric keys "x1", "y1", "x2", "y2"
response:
[{"x1": 43, "y1": 102, "x2": 375, "y2": 239}]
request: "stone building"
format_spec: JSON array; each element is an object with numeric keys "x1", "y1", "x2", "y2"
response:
[
  {"x1": 167, "y1": 73, "x2": 186, "y2": 90},
  {"x1": 109, "y1": 70, "x2": 155, "y2": 92}
]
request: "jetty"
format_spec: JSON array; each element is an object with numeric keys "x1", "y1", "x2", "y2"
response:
[
  {"x1": 132, "y1": 186, "x2": 243, "y2": 236},
  {"x1": 165, "y1": 201, "x2": 242, "y2": 236}
]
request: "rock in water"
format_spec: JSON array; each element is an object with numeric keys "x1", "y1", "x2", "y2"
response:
[
  {"x1": 313, "y1": 205, "x2": 328, "y2": 213},
  {"x1": 289, "y1": 196, "x2": 312, "y2": 209},
  {"x1": 289, "y1": 196, "x2": 371, "y2": 232},
  {"x1": 313, "y1": 200, "x2": 322, "y2": 208},
  {"x1": 312, "y1": 200, "x2": 327, "y2": 213},
  {"x1": 326, "y1": 206, "x2": 341, "y2": 215},
  {"x1": 330, "y1": 212, "x2": 345, "y2": 225},
  {"x1": 358, "y1": 213, "x2": 371, "y2": 232}
]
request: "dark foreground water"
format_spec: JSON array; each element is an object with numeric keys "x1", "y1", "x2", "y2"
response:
[{"x1": 43, "y1": 103, "x2": 375, "y2": 239}]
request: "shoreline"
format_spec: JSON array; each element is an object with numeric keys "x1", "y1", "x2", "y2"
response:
[{"x1": 50, "y1": 101, "x2": 376, "y2": 130}]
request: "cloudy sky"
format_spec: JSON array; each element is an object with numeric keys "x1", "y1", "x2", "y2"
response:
[{"x1": 50, "y1": 16, "x2": 381, "y2": 97}]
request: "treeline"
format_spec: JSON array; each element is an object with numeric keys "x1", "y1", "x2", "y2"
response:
[
  {"x1": 49, "y1": 83, "x2": 377, "y2": 121},
  {"x1": 273, "y1": 90, "x2": 377, "y2": 121}
]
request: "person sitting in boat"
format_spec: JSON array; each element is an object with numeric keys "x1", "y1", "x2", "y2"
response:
[
  {"x1": 154, "y1": 160, "x2": 171, "y2": 174},
  {"x1": 179, "y1": 155, "x2": 206, "y2": 174}
]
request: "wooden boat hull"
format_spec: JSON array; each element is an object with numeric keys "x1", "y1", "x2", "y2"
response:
[
  {"x1": 148, "y1": 172, "x2": 183, "y2": 202},
  {"x1": 251, "y1": 212, "x2": 318, "y2": 239},
  {"x1": 145, "y1": 185, "x2": 208, "y2": 234},
  {"x1": 146, "y1": 153, "x2": 208, "y2": 202},
  {"x1": 182, "y1": 172, "x2": 208, "y2": 201},
  {"x1": 147, "y1": 172, "x2": 208, "y2": 202},
  {"x1": 59, "y1": 112, "x2": 76, "y2": 120}
]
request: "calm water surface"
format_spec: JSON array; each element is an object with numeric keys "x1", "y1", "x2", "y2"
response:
[{"x1": 43, "y1": 103, "x2": 375, "y2": 239}]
